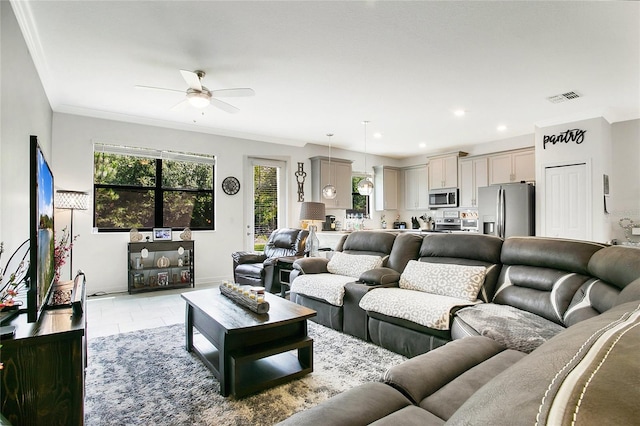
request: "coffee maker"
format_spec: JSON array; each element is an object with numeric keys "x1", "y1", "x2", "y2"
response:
[{"x1": 322, "y1": 215, "x2": 336, "y2": 231}]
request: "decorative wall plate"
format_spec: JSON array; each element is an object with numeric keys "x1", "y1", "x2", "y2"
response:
[{"x1": 222, "y1": 176, "x2": 240, "y2": 195}]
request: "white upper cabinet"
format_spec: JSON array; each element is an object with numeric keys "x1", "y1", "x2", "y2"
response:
[
  {"x1": 404, "y1": 165, "x2": 429, "y2": 210},
  {"x1": 311, "y1": 156, "x2": 353, "y2": 209},
  {"x1": 374, "y1": 166, "x2": 399, "y2": 211},
  {"x1": 428, "y1": 154, "x2": 461, "y2": 189},
  {"x1": 459, "y1": 157, "x2": 488, "y2": 207},
  {"x1": 488, "y1": 148, "x2": 535, "y2": 185}
]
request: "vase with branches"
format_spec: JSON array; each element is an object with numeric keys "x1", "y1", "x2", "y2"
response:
[
  {"x1": 0, "y1": 241, "x2": 30, "y2": 310},
  {"x1": 54, "y1": 227, "x2": 79, "y2": 283}
]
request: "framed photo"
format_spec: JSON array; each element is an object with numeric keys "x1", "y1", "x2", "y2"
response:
[
  {"x1": 180, "y1": 270, "x2": 191, "y2": 283},
  {"x1": 153, "y1": 227, "x2": 172, "y2": 241},
  {"x1": 157, "y1": 272, "x2": 169, "y2": 286}
]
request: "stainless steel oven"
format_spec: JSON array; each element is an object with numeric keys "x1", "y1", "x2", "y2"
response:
[{"x1": 434, "y1": 217, "x2": 462, "y2": 232}]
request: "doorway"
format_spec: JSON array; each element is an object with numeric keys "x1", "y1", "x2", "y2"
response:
[
  {"x1": 544, "y1": 162, "x2": 589, "y2": 240},
  {"x1": 244, "y1": 158, "x2": 286, "y2": 251}
]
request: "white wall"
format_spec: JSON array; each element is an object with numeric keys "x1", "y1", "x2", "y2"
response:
[
  {"x1": 610, "y1": 119, "x2": 640, "y2": 243},
  {"x1": 535, "y1": 117, "x2": 612, "y2": 242},
  {"x1": 51, "y1": 113, "x2": 402, "y2": 294},
  {"x1": 0, "y1": 2, "x2": 53, "y2": 257}
]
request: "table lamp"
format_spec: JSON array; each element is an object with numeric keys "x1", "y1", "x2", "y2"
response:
[{"x1": 299, "y1": 202, "x2": 325, "y2": 257}]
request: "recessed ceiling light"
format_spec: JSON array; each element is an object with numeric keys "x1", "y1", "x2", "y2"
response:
[
  {"x1": 497, "y1": 125, "x2": 507, "y2": 132},
  {"x1": 454, "y1": 109, "x2": 466, "y2": 117},
  {"x1": 373, "y1": 132, "x2": 383, "y2": 139},
  {"x1": 419, "y1": 142, "x2": 427, "y2": 148}
]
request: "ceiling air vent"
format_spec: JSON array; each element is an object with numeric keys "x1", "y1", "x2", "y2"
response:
[{"x1": 546, "y1": 91, "x2": 581, "y2": 104}]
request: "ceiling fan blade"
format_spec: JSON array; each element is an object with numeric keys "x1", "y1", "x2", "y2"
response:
[
  {"x1": 170, "y1": 99, "x2": 190, "y2": 111},
  {"x1": 210, "y1": 98, "x2": 240, "y2": 114},
  {"x1": 180, "y1": 70, "x2": 202, "y2": 91},
  {"x1": 135, "y1": 85, "x2": 184, "y2": 94},
  {"x1": 210, "y1": 88, "x2": 255, "y2": 98}
]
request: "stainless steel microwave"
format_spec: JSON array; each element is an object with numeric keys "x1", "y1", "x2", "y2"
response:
[{"x1": 428, "y1": 188, "x2": 459, "y2": 208}]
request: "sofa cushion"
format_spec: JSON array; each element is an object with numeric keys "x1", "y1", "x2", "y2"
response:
[
  {"x1": 399, "y1": 261, "x2": 486, "y2": 302},
  {"x1": 453, "y1": 303, "x2": 565, "y2": 353},
  {"x1": 447, "y1": 301, "x2": 640, "y2": 425},
  {"x1": 290, "y1": 273, "x2": 355, "y2": 306},
  {"x1": 278, "y1": 382, "x2": 419, "y2": 426},
  {"x1": 360, "y1": 288, "x2": 480, "y2": 330},
  {"x1": 383, "y1": 336, "x2": 525, "y2": 420},
  {"x1": 327, "y1": 252, "x2": 383, "y2": 279}
]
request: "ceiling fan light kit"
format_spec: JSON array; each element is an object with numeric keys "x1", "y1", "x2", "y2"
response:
[{"x1": 187, "y1": 90, "x2": 211, "y2": 108}]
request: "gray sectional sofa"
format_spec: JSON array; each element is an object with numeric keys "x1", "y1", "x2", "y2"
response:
[
  {"x1": 290, "y1": 231, "x2": 640, "y2": 357},
  {"x1": 280, "y1": 300, "x2": 640, "y2": 425},
  {"x1": 281, "y1": 231, "x2": 640, "y2": 424}
]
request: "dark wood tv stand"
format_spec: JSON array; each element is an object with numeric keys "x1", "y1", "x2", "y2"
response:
[{"x1": 0, "y1": 277, "x2": 87, "y2": 425}]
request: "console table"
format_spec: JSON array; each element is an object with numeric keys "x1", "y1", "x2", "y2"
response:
[
  {"x1": 127, "y1": 240, "x2": 195, "y2": 294},
  {"x1": 0, "y1": 278, "x2": 87, "y2": 425}
]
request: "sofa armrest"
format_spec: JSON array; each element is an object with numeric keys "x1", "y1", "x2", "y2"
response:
[
  {"x1": 359, "y1": 267, "x2": 401, "y2": 285},
  {"x1": 343, "y1": 281, "x2": 399, "y2": 340},
  {"x1": 292, "y1": 257, "x2": 329, "y2": 274},
  {"x1": 383, "y1": 336, "x2": 515, "y2": 405},
  {"x1": 231, "y1": 251, "x2": 267, "y2": 265}
]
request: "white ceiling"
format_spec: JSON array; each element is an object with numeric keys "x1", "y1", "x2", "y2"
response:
[{"x1": 12, "y1": 1, "x2": 640, "y2": 158}]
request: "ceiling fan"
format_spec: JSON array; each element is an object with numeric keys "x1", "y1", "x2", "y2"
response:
[{"x1": 136, "y1": 70, "x2": 255, "y2": 113}]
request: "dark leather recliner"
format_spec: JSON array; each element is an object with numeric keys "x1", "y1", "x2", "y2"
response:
[{"x1": 231, "y1": 228, "x2": 309, "y2": 294}]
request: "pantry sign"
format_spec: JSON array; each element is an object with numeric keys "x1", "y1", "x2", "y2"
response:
[{"x1": 543, "y1": 128, "x2": 587, "y2": 149}]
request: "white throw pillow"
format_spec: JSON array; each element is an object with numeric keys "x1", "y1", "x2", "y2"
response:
[
  {"x1": 327, "y1": 252, "x2": 383, "y2": 279},
  {"x1": 399, "y1": 261, "x2": 486, "y2": 302}
]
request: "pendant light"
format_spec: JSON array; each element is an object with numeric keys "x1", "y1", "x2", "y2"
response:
[
  {"x1": 322, "y1": 133, "x2": 337, "y2": 200},
  {"x1": 357, "y1": 121, "x2": 374, "y2": 196}
]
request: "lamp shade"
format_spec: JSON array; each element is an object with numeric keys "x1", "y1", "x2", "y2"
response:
[
  {"x1": 299, "y1": 202, "x2": 326, "y2": 221},
  {"x1": 56, "y1": 190, "x2": 89, "y2": 210}
]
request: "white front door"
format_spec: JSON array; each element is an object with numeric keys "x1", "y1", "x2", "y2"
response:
[{"x1": 544, "y1": 162, "x2": 589, "y2": 240}]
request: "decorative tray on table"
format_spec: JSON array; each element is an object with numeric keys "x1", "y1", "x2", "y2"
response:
[{"x1": 220, "y1": 282, "x2": 270, "y2": 314}]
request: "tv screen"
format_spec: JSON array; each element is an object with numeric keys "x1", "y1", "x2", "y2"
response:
[{"x1": 27, "y1": 135, "x2": 56, "y2": 323}]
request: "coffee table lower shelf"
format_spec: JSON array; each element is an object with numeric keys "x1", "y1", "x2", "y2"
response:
[{"x1": 191, "y1": 333, "x2": 313, "y2": 398}]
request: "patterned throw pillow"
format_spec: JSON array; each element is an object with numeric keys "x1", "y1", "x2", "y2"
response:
[
  {"x1": 399, "y1": 261, "x2": 486, "y2": 302},
  {"x1": 327, "y1": 252, "x2": 383, "y2": 279}
]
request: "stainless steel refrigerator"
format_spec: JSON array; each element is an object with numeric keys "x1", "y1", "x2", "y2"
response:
[{"x1": 478, "y1": 183, "x2": 535, "y2": 238}]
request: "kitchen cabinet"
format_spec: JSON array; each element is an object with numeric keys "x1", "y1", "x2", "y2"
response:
[
  {"x1": 404, "y1": 165, "x2": 429, "y2": 210},
  {"x1": 311, "y1": 156, "x2": 353, "y2": 209},
  {"x1": 374, "y1": 165, "x2": 399, "y2": 211},
  {"x1": 488, "y1": 148, "x2": 535, "y2": 185},
  {"x1": 428, "y1": 153, "x2": 465, "y2": 189},
  {"x1": 459, "y1": 157, "x2": 488, "y2": 207}
]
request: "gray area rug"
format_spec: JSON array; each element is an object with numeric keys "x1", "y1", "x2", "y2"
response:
[{"x1": 85, "y1": 321, "x2": 406, "y2": 425}]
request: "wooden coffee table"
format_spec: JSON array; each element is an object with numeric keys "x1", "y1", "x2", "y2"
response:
[{"x1": 182, "y1": 288, "x2": 316, "y2": 397}]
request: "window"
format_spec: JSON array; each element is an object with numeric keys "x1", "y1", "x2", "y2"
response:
[
  {"x1": 93, "y1": 144, "x2": 215, "y2": 231},
  {"x1": 350, "y1": 175, "x2": 370, "y2": 218},
  {"x1": 252, "y1": 163, "x2": 281, "y2": 251}
]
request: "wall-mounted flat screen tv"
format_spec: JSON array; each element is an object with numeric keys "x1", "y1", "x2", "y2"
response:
[{"x1": 27, "y1": 135, "x2": 56, "y2": 323}]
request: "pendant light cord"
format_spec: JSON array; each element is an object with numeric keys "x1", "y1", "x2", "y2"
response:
[
  {"x1": 363, "y1": 121, "x2": 369, "y2": 177},
  {"x1": 327, "y1": 133, "x2": 333, "y2": 185}
]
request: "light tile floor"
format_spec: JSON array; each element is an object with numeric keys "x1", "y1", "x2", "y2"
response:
[{"x1": 86, "y1": 283, "x2": 218, "y2": 339}]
